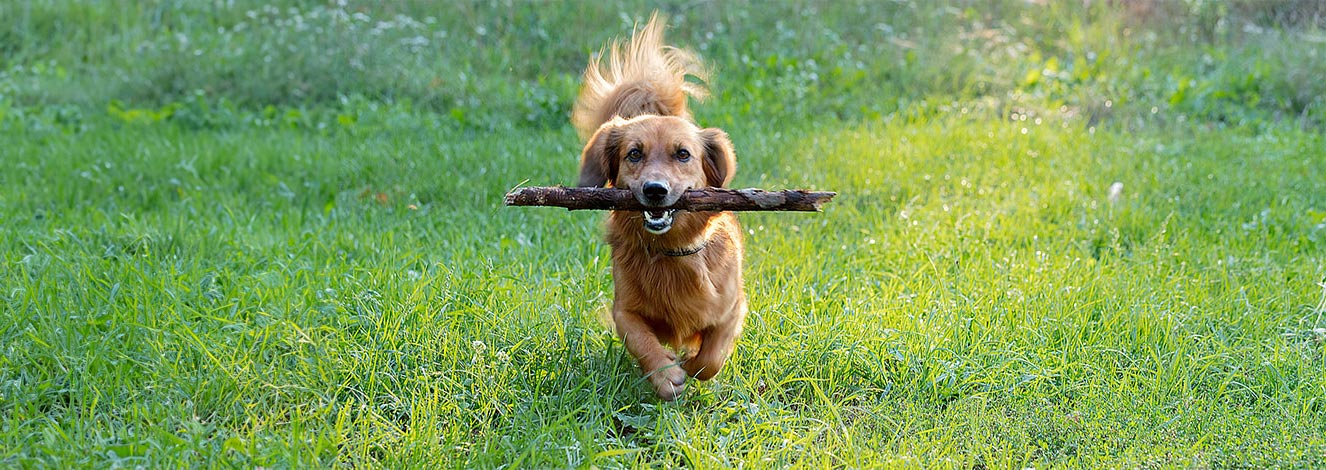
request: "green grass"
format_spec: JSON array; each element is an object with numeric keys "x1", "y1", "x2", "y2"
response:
[{"x1": 3, "y1": 1, "x2": 1325, "y2": 467}]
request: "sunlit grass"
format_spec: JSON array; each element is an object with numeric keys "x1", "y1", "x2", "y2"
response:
[{"x1": 4, "y1": 109, "x2": 1323, "y2": 466}]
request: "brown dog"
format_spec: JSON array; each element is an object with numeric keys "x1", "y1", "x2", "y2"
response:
[{"x1": 572, "y1": 14, "x2": 746, "y2": 401}]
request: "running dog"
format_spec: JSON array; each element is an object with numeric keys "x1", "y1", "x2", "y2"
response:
[{"x1": 573, "y1": 13, "x2": 746, "y2": 401}]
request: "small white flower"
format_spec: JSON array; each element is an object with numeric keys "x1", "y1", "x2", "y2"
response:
[{"x1": 1107, "y1": 181, "x2": 1123, "y2": 204}]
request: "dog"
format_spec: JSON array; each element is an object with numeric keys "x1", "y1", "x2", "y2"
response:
[{"x1": 572, "y1": 13, "x2": 746, "y2": 401}]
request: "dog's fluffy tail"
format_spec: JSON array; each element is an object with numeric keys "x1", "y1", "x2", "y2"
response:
[{"x1": 571, "y1": 13, "x2": 708, "y2": 140}]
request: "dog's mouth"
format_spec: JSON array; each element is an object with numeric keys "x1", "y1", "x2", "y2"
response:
[{"x1": 642, "y1": 209, "x2": 676, "y2": 234}]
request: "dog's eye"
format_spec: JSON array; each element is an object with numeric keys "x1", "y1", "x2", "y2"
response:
[
  {"x1": 626, "y1": 148, "x2": 643, "y2": 162},
  {"x1": 675, "y1": 149, "x2": 691, "y2": 162}
]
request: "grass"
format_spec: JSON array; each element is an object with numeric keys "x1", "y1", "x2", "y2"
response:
[{"x1": 2, "y1": 0, "x2": 1325, "y2": 467}]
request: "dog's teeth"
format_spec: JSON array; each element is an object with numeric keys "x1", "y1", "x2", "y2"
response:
[{"x1": 642, "y1": 209, "x2": 674, "y2": 234}]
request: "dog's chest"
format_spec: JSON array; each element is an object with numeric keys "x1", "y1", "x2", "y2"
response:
[{"x1": 614, "y1": 254, "x2": 721, "y2": 328}]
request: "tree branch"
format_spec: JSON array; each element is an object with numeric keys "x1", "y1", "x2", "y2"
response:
[{"x1": 504, "y1": 186, "x2": 836, "y2": 212}]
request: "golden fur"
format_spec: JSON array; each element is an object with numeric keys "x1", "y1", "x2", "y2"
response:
[{"x1": 574, "y1": 13, "x2": 747, "y2": 401}]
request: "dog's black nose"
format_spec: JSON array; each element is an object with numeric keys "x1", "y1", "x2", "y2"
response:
[{"x1": 642, "y1": 181, "x2": 669, "y2": 202}]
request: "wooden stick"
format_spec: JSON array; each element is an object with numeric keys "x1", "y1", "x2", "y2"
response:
[{"x1": 504, "y1": 186, "x2": 836, "y2": 212}]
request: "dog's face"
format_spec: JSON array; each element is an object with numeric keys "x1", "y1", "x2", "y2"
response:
[{"x1": 579, "y1": 115, "x2": 735, "y2": 234}]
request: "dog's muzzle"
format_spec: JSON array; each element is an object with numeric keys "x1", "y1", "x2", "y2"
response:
[{"x1": 639, "y1": 181, "x2": 677, "y2": 234}]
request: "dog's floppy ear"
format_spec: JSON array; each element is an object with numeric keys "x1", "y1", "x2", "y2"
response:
[
  {"x1": 700, "y1": 128, "x2": 736, "y2": 188},
  {"x1": 578, "y1": 121, "x2": 623, "y2": 187}
]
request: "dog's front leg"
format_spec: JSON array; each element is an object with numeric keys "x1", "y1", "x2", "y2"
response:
[
  {"x1": 614, "y1": 308, "x2": 687, "y2": 400},
  {"x1": 682, "y1": 300, "x2": 746, "y2": 381}
]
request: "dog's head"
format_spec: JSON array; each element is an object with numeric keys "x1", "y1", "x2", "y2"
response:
[{"x1": 578, "y1": 115, "x2": 735, "y2": 234}]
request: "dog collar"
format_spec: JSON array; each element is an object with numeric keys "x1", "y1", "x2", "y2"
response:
[{"x1": 663, "y1": 240, "x2": 707, "y2": 257}]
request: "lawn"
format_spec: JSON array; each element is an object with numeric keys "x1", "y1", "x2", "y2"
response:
[{"x1": 2, "y1": 1, "x2": 1324, "y2": 467}]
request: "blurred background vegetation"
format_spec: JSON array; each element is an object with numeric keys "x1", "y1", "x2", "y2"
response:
[{"x1": 1, "y1": 0, "x2": 1323, "y2": 135}]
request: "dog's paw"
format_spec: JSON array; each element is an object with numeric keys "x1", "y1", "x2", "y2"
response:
[
  {"x1": 682, "y1": 356, "x2": 724, "y2": 381},
  {"x1": 647, "y1": 363, "x2": 687, "y2": 401}
]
